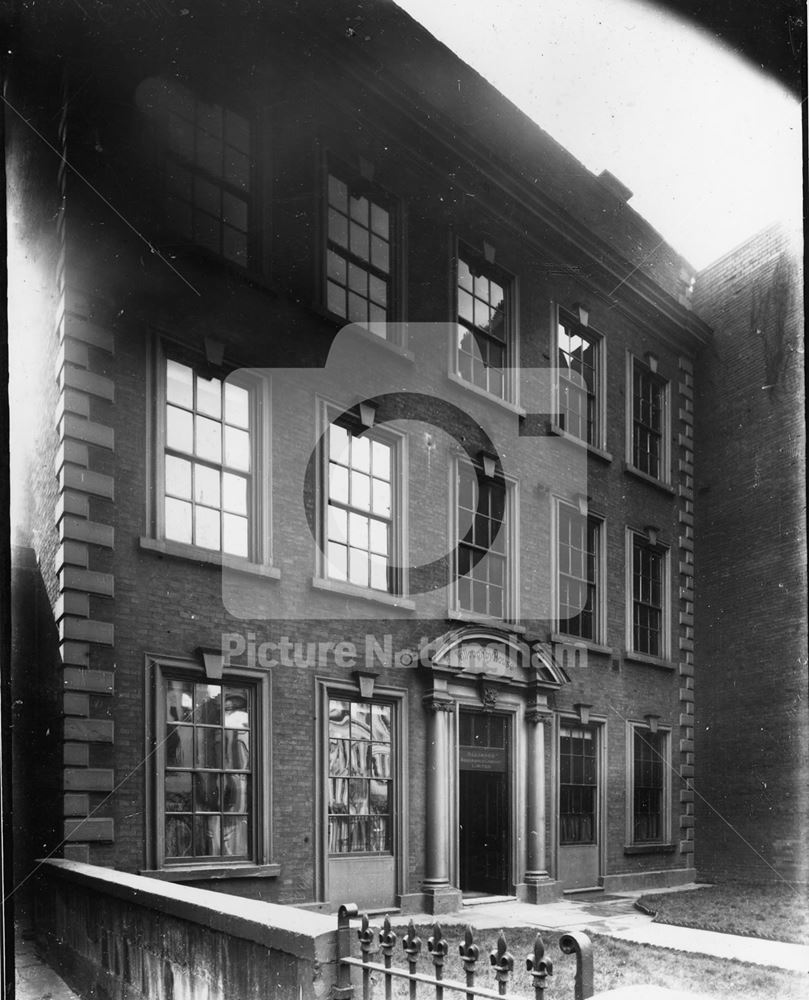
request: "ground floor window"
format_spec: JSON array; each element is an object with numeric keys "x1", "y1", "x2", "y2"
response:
[
  {"x1": 559, "y1": 725, "x2": 596, "y2": 844},
  {"x1": 328, "y1": 697, "x2": 393, "y2": 854},
  {"x1": 149, "y1": 656, "x2": 270, "y2": 870},
  {"x1": 163, "y1": 679, "x2": 254, "y2": 860},
  {"x1": 632, "y1": 727, "x2": 666, "y2": 843}
]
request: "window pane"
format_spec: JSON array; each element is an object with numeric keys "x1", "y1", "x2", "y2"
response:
[
  {"x1": 372, "y1": 479, "x2": 390, "y2": 516},
  {"x1": 349, "y1": 511, "x2": 369, "y2": 549},
  {"x1": 330, "y1": 424, "x2": 350, "y2": 464},
  {"x1": 195, "y1": 505, "x2": 220, "y2": 549},
  {"x1": 352, "y1": 434, "x2": 371, "y2": 473},
  {"x1": 224, "y1": 426, "x2": 250, "y2": 471},
  {"x1": 225, "y1": 736, "x2": 250, "y2": 772},
  {"x1": 223, "y1": 513, "x2": 248, "y2": 557},
  {"x1": 371, "y1": 440, "x2": 390, "y2": 479},
  {"x1": 166, "y1": 727, "x2": 192, "y2": 768},
  {"x1": 225, "y1": 382, "x2": 250, "y2": 429},
  {"x1": 330, "y1": 739, "x2": 350, "y2": 777},
  {"x1": 167, "y1": 406, "x2": 193, "y2": 453},
  {"x1": 329, "y1": 464, "x2": 349, "y2": 505},
  {"x1": 194, "y1": 463, "x2": 220, "y2": 507},
  {"x1": 166, "y1": 679, "x2": 193, "y2": 721},
  {"x1": 328, "y1": 174, "x2": 348, "y2": 211},
  {"x1": 370, "y1": 203, "x2": 389, "y2": 238},
  {"x1": 327, "y1": 541, "x2": 347, "y2": 581},
  {"x1": 166, "y1": 455, "x2": 192, "y2": 499},
  {"x1": 166, "y1": 360, "x2": 193, "y2": 407},
  {"x1": 194, "y1": 815, "x2": 220, "y2": 856},
  {"x1": 165, "y1": 771, "x2": 192, "y2": 811},
  {"x1": 349, "y1": 547, "x2": 369, "y2": 587},
  {"x1": 165, "y1": 816, "x2": 193, "y2": 858},
  {"x1": 222, "y1": 472, "x2": 247, "y2": 515},
  {"x1": 351, "y1": 471, "x2": 370, "y2": 511},
  {"x1": 195, "y1": 415, "x2": 221, "y2": 463},
  {"x1": 328, "y1": 208, "x2": 348, "y2": 248},
  {"x1": 196, "y1": 375, "x2": 221, "y2": 418},
  {"x1": 369, "y1": 519, "x2": 388, "y2": 555},
  {"x1": 165, "y1": 497, "x2": 192, "y2": 544},
  {"x1": 370, "y1": 554, "x2": 388, "y2": 591}
]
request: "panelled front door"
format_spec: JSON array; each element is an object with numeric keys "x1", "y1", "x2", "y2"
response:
[
  {"x1": 557, "y1": 723, "x2": 600, "y2": 890},
  {"x1": 458, "y1": 711, "x2": 510, "y2": 896}
]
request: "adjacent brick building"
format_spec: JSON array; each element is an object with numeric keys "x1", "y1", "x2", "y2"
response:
[
  {"x1": 10, "y1": 0, "x2": 716, "y2": 916},
  {"x1": 693, "y1": 223, "x2": 807, "y2": 885}
]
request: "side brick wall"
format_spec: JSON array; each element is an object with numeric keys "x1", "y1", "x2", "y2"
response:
[{"x1": 693, "y1": 223, "x2": 807, "y2": 884}]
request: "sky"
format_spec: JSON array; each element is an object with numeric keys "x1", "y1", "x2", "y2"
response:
[{"x1": 394, "y1": 0, "x2": 802, "y2": 269}]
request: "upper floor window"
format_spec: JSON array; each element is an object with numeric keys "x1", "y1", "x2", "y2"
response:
[
  {"x1": 556, "y1": 501, "x2": 603, "y2": 642},
  {"x1": 630, "y1": 532, "x2": 668, "y2": 658},
  {"x1": 556, "y1": 312, "x2": 602, "y2": 446},
  {"x1": 456, "y1": 252, "x2": 512, "y2": 400},
  {"x1": 325, "y1": 420, "x2": 397, "y2": 593},
  {"x1": 631, "y1": 358, "x2": 668, "y2": 481},
  {"x1": 326, "y1": 171, "x2": 394, "y2": 333},
  {"x1": 161, "y1": 356, "x2": 260, "y2": 560},
  {"x1": 136, "y1": 78, "x2": 252, "y2": 267},
  {"x1": 455, "y1": 462, "x2": 511, "y2": 620}
]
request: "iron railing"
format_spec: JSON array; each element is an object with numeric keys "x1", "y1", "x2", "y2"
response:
[{"x1": 335, "y1": 904, "x2": 594, "y2": 1000}]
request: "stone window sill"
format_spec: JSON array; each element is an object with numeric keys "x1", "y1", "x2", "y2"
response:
[
  {"x1": 446, "y1": 372, "x2": 527, "y2": 418},
  {"x1": 447, "y1": 609, "x2": 526, "y2": 633},
  {"x1": 139, "y1": 536, "x2": 281, "y2": 580},
  {"x1": 141, "y1": 863, "x2": 281, "y2": 882},
  {"x1": 623, "y1": 650, "x2": 676, "y2": 670},
  {"x1": 548, "y1": 423, "x2": 613, "y2": 463},
  {"x1": 311, "y1": 576, "x2": 416, "y2": 611},
  {"x1": 623, "y1": 843, "x2": 676, "y2": 856},
  {"x1": 313, "y1": 306, "x2": 415, "y2": 361},
  {"x1": 623, "y1": 463, "x2": 675, "y2": 495},
  {"x1": 550, "y1": 633, "x2": 613, "y2": 656}
]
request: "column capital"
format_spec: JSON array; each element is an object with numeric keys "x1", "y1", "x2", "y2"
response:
[
  {"x1": 424, "y1": 693, "x2": 455, "y2": 714},
  {"x1": 526, "y1": 708, "x2": 553, "y2": 726}
]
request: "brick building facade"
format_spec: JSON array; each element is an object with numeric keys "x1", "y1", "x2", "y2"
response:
[
  {"x1": 694, "y1": 223, "x2": 807, "y2": 885},
  {"x1": 10, "y1": 0, "x2": 715, "y2": 915}
]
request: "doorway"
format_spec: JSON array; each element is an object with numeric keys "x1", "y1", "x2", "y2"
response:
[
  {"x1": 458, "y1": 710, "x2": 510, "y2": 896},
  {"x1": 557, "y1": 723, "x2": 600, "y2": 890}
]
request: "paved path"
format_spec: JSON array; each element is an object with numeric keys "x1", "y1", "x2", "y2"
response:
[
  {"x1": 383, "y1": 885, "x2": 809, "y2": 974},
  {"x1": 15, "y1": 937, "x2": 80, "y2": 1000}
]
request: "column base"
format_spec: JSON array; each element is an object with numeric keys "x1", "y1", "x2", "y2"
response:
[
  {"x1": 515, "y1": 878, "x2": 563, "y2": 904},
  {"x1": 421, "y1": 883, "x2": 463, "y2": 914}
]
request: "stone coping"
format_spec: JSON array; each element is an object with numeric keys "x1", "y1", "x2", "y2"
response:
[{"x1": 42, "y1": 859, "x2": 336, "y2": 965}]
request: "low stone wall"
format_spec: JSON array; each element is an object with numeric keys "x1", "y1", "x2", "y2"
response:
[{"x1": 36, "y1": 860, "x2": 338, "y2": 999}]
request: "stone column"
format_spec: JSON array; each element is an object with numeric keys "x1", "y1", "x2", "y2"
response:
[
  {"x1": 520, "y1": 708, "x2": 561, "y2": 903},
  {"x1": 422, "y1": 692, "x2": 462, "y2": 914}
]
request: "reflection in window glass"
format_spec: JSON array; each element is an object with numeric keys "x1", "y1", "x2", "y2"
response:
[
  {"x1": 328, "y1": 697, "x2": 392, "y2": 854},
  {"x1": 163, "y1": 679, "x2": 253, "y2": 861}
]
